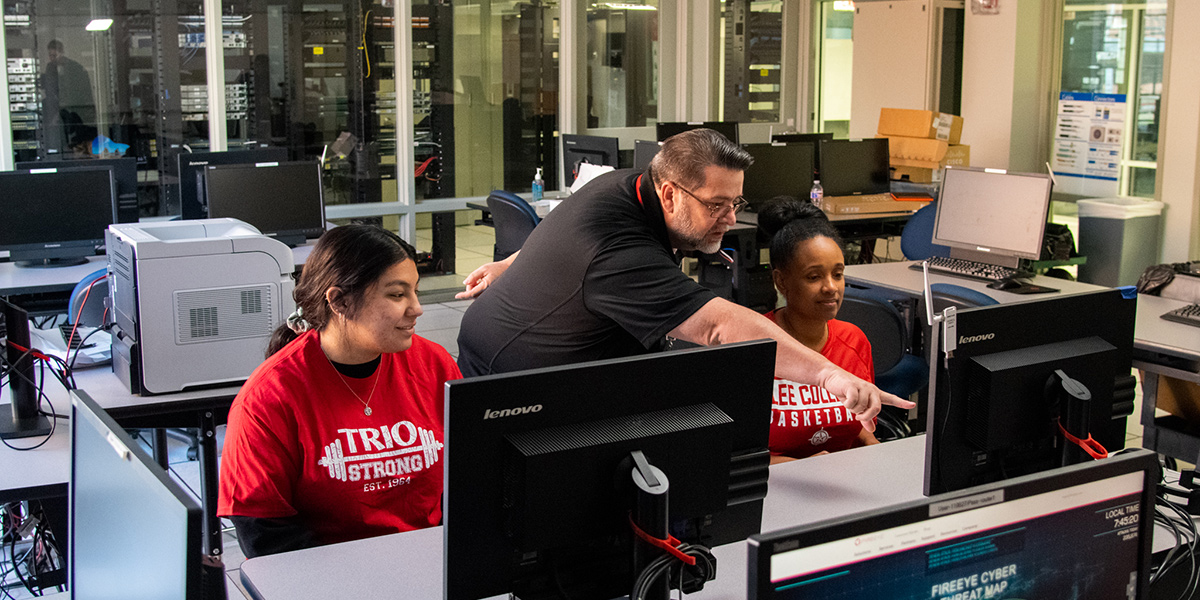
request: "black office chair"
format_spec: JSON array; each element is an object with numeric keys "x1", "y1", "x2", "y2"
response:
[
  {"x1": 487, "y1": 189, "x2": 540, "y2": 262},
  {"x1": 899, "y1": 203, "x2": 951, "y2": 261},
  {"x1": 928, "y1": 282, "x2": 999, "y2": 312}
]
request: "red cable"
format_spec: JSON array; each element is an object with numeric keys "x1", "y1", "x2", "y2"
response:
[
  {"x1": 627, "y1": 514, "x2": 696, "y2": 566},
  {"x1": 67, "y1": 275, "x2": 107, "y2": 356},
  {"x1": 1057, "y1": 422, "x2": 1108, "y2": 460}
]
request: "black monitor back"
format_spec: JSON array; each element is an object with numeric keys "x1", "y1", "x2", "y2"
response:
[
  {"x1": 633, "y1": 139, "x2": 661, "y2": 171},
  {"x1": 561, "y1": 134, "x2": 619, "y2": 186},
  {"x1": 770, "y1": 132, "x2": 833, "y2": 145},
  {"x1": 444, "y1": 340, "x2": 775, "y2": 600},
  {"x1": 17, "y1": 157, "x2": 138, "y2": 223},
  {"x1": 70, "y1": 389, "x2": 204, "y2": 599},
  {"x1": 741, "y1": 143, "x2": 817, "y2": 211},
  {"x1": 816, "y1": 138, "x2": 890, "y2": 196},
  {"x1": 656, "y1": 121, "x2": 740, "y2": 145},
  {"x1": 178, "y1": 148, "x2": 289, "y2": 220}
]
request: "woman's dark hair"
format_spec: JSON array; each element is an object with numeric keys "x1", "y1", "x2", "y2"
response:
[
  {"x1": 267, "y1": 225, "x2": 418, "y2": 356},
  {"x1": 757, "y1": 196, "x2": 843, "y2": 272}
]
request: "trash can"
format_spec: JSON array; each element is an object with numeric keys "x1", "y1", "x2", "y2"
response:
[{"x1": 1076, "y1": 197, "x2": 1164, "y2": 287}]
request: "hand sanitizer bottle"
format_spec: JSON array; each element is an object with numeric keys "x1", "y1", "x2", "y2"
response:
[{"x1": 532, "y1": 167, "x2": 544, "y2": 202}]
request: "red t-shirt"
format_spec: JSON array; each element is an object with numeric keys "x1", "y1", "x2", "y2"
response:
[
  {"x1": 764, "y1": 311, "x2": 875, "y2": 459},
  {"x1": 218, "y1": 329, "x2": 461, "y2": 546}
]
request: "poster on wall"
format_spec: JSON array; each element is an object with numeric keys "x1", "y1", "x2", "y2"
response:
[{"x1": 1051, "y1": 92, "x2": 1126, "y2": 197}]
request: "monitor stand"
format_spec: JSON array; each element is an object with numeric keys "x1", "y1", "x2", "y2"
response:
[
  {"x1": 0, "y1": 412, "x2": 53, "y2": 439},
  {"x1": 16, "y1": 256, "x2": 90, "y2": 268}
]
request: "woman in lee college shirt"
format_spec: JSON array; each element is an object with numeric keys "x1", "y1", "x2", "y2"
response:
[
  {"x1": 757, "y1": 197, "x2": 879, "y2": 462},
  {"x1": 219, "y1": 225, "x2": 461, "y2": 557}
]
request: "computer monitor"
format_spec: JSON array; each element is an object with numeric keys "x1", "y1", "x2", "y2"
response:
[
  {"x1": 741, "y1": 143, "x2": 817, "y2": 211},
  {"x1": 816, "y1": 138, "x2": 890, "y2": 197},
  {"x1": 770, "y1": 132, "x2": 833, "y2": 145},
  {"x1": 177, "y1": 148, "x2": 289, "y2": 220},
  {"x1": 18, "y1": 157, "x2": 139, "y2": 224},
  {"x1": 656, "y1": 121, "x2": 740, "y2": 145},
  {"x1": 445, "y1": 340, "x2": 775, "y2": 600},
  {"x1": 0, "y1": 168, "x2": 114, "y2": 268},
  {"x1": 203, "y1": 161, "x2": 326, "y2": 247},
  {"x1": 561, "y1": 134, "x2": 620, "y2": 187},
  {"x1": 924, "y1": 288, "x2": 1136, "y2": 496},
  {"x1": 1, "y1": 297, "x2": 52, "y2": 439},
  {"x1": 932, "y1": 166, "x2": 1053, "y2": 267},
  {"x1": 70, "y1": 389, "x2": 204, "y2": 599},
  {"x1": 748, "y1": 448, "x2": 1158, "y2": 600},
  {"x1": 633, "y1": 139, "x2": 661, "y2": 171}
]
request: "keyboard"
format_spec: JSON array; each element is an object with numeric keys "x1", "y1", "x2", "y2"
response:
[
  {"x1": 907, "y1": 256, "x2": 1022, "y2": 283},
  {"x1": 1161, "y1": 304, "x2": 1200, "y2": 328}
]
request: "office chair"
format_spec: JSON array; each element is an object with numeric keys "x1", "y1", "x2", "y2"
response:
[
  {"x1": 900, "y1": 202, "x2": 951, "y2": 261},
  {"x1": 929, "y1": 282, "x2": 998, "y2": 311},
  {"x1": 68, "y1": 268, "x2": 109, "y2": 326},
  {"x1": 487, "y1": 189, "x2": 540, "y2": 262}
]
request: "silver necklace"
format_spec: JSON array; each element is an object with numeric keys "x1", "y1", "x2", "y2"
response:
[{"x1": 330, "y1": 358, "x2": 382, "y2": 416}]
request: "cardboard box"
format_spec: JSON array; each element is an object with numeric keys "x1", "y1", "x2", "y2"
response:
[
  {"x1": 878, "y1": 108, "x2": 964, "y2": 145},
  {"x1": 821, "y1": 195, "x2": 930, "y2": 215},
  {"x1": 889, "y1": 143, "x2": 971, "y2": 183},
  {"x1": 1155, "y1": 376, "x2": 1200, "y2": 426}
]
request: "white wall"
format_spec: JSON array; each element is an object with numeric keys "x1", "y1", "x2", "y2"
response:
[
  {"x1": 958, "y1": 0, "x2": 1019, "y2": 169},
  {"x1": 1156, "y1": 0, "x2": 1200, "y2": 262}
]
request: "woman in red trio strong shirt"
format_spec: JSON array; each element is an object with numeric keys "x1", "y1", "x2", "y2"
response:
[
  {"x1": 757, "y1": 197, "x2": 879, "y2": 463},
  {"x1": 218, "y1": 224, "x2": 460, "y2": 558}
]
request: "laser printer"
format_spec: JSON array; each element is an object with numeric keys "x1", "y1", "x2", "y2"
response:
[{"x1": 106, "y1": 219, "x2": 296, "y2": 394}]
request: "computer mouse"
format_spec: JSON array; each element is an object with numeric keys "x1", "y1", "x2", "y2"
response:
[{"x1": 987, "y1": 278, "x2": 1024, "y2": 291}]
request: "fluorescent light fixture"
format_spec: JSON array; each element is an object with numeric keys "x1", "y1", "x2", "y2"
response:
[
  {"x1": 85, "y1": 18, "x2": 113, "y2": 31},
  {"x1": 593, "y1": 3, "x2": 658, "y2": 10},
  {"x1": 833, "y1": 1, "x2": 855, "y2": 10}
]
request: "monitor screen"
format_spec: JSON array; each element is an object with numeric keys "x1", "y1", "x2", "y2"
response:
[
  {"x1": 816, "y1": 139, "x2": 890, "y2": 196},
  {"x1": 656, "y1": 121, "x2": 740, "y2": 145},
  {"x1": 177, "y1": 148, "x2": 289, "y2": 220},
  {"x1": 924, "y1": 288, "x2": 1136, "y2": 495},
  {"x1": 444, "y1": 340, "x2": 775, "y2": 600},
  {"x1": 633, "y1": 139, "x2": 661, "y2": 171},
  {"x1": 0, "y1": 168, "x2": 114, "y2": 267},
  {"x1": 770, "y1": 132, "x2": 833, "y2": 145},
  {"x1": 561, "y1": 134, "x2": 620, "y2": 186},
  {"x1": 17, "y1": 157, "x2": 139, "y2": 223},
  {"x1": 748, "y1": 448, "x2": 1158, "y2": 600},
  {"x1": 70, "y1": 389, "x2": 203, "y2": 599},
  {"x1": 741, "y1": 143, "x2": 817, "y2": 210},
  {"x1": 932, "y1": 167, "x2": 1053, "y2": 261},
  {"x1": 203, "y1": 161, "x2": 326, "y2": 247}
]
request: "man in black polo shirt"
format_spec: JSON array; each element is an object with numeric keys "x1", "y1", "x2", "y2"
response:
[{"x1": 456, "y1": 129, "x2": 911, "y2": 428}]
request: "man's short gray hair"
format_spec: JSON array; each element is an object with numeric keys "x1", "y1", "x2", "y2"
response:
[{"x1": 649, "y1": 128, "x2": 753, "y2": 190}]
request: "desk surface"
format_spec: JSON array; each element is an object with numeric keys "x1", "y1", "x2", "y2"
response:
[
  {"x1": 1134, "y1": 294, "x2": 1200, "y2": 364},
  {"x1": 737, "y1": 209, "x2": 918, "y2": 227},
  {"x1": 845, "y1": 260, "x2": 1107, "y2": 302},
  {"x1": 240, "y1": 436, "x2": 929, "y2": 600}
]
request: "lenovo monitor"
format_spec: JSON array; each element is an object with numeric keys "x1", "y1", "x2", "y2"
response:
[
  {"x1": 0, "y1": 168, "x2": 114, "y2": 267},
  {"x1": 444, "y1": 340, "x2": 775, "y2": 600},
  {"x1": 741, "y1": 143, "x2": 817, "y2": 211},
  {"x1": 70, "y1": 389, "x2": 205, "y2": 599},
  {"x1": 177, "y1": 147, "x2": 289, "y2": 220},
  {"x1": 562, "y1": 134, "x2": 620, "y2": 187},
  {"x1": 656, "y1": 121, "x2": 740, "y2": 145},
  {"x1": 770, "y1": 132, "x2": 833, "y2": 145},
  {"x1": 749, "y1": 448, "x2": 1158, "y2": 600},
  {"x1": 932, "y1": 166, "x2": 1053, "y2": 266},
  {"x1": 18, "y1": 157, "x2": 139, "y2": 224},
  {"x1": 816, "y1": 138, "x2": 891, "y2": 197},
  {"x1": 924, "y1": 288, "x2": 1136, "y2": 496},
  {"x1": 203, "y1": 161, "x2": 326, "y2": 247}
]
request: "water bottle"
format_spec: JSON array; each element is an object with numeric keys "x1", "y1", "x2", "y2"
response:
[
  {"x1": 532, "y1": 167, "x2": 544, "y2": 202},
  {"x1": 810, "y1": 179, "x2": 824, "y2": 209}
]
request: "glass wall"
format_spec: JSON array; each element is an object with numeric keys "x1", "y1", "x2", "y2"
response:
[
  {"x1": 814, "y1": 0, "x2": 853, "y2": 137},
  {"x1": 1059, "y1": 1, "x2": 1164, "y2": 198},
  {"x1": 585, "y1": 1, "x2": 656, "y2": 129},
  {"x1": 721, "y1": 0, "x2": 782, "y2": 124}
]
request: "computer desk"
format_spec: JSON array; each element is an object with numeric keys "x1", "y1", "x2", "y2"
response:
[
  {"x1": 239, "y1": 435, "x2": 929, "y2": 600},
  {"x1": 843, "y1": 260, "x2": 1106, "y2": 302},
  {"x1": 737, "y1": 209, "x2": 918, "y2": 264},
  {"x1": 1133, "y1": 294, "x2": 1200, "y2": 465}
]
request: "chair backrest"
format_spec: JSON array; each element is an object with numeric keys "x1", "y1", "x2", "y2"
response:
[
  {"x1": 487, "y1": 190, "x2": 540, "y2": 262},
  {"x1": 69, "y1": 268, "x2": 109, "y2": 326},
  {"x1": 928, "y1": 283, "x2": 998, "y2": 312},
  {"x1": 837, "y1": 288, "x2": 908, "y2": 374},
  {"x1": 900, "y1": 202, "x2": 951, "y2": 261}
]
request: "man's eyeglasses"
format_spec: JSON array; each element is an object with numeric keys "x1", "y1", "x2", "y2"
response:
[{"x1": 672, "y1": 183, "x2": 748, "y2": 218}]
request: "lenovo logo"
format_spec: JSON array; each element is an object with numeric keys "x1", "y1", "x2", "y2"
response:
[
  {"x1": 483, "y1": 405, "x2": 543, "y2": 419},
  {"x1": 958, "y1": 333, "x2": 996, "y2": 344}
]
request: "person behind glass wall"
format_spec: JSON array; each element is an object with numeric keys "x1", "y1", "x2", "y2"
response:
[
  {"x1": 218, "y1": 225, "x2": 461, "y2": 558},
  {"x1": 757, "y1": 197, "x2": 879, "y2": 463},
  {"x1": 41, "y1": 40, "x2": 95, "y2": 154}
]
